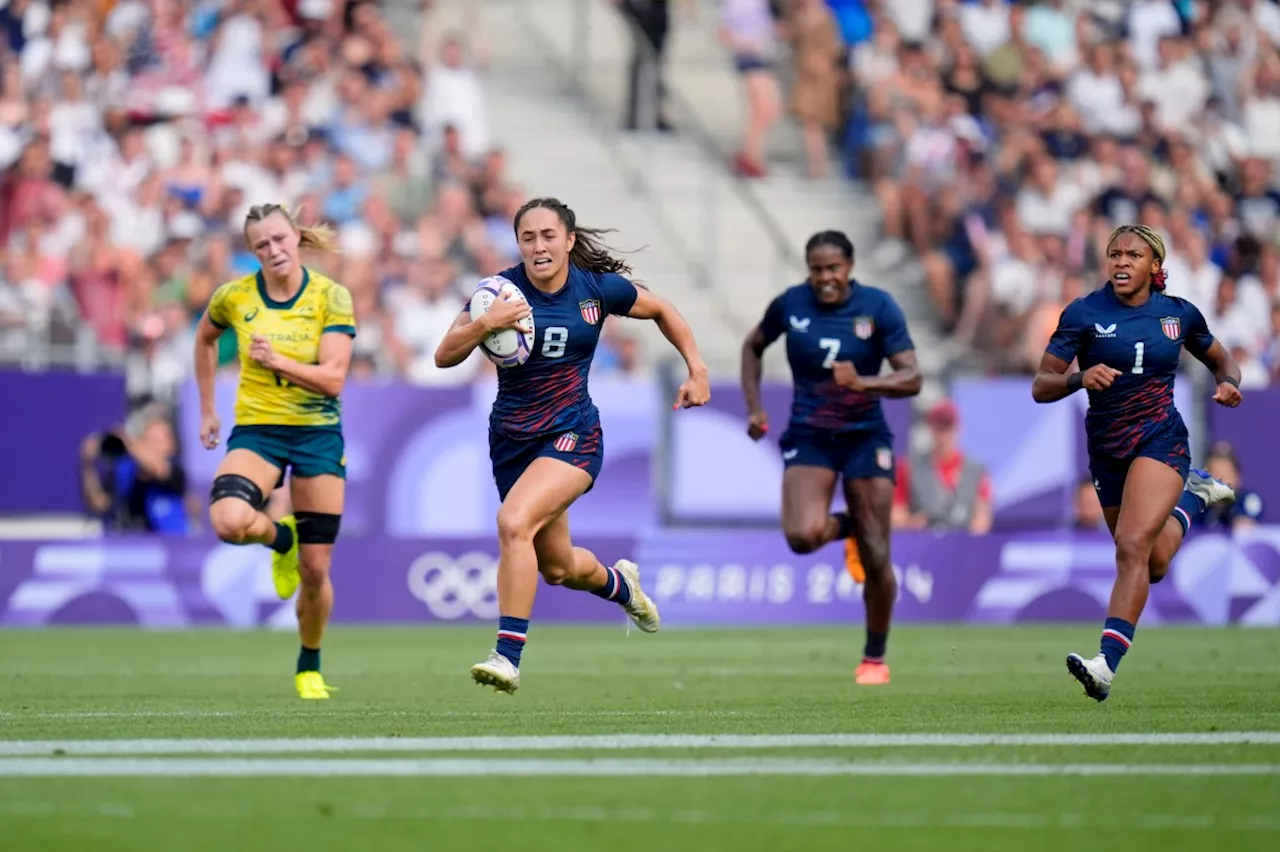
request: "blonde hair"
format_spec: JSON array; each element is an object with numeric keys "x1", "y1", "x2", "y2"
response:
[
  {"x1": 1106, "y1": 224, "x2": 1168, "y2": 291},
  {"x1": 244, "y1": 202, "x2": 339, "y2": 254}
]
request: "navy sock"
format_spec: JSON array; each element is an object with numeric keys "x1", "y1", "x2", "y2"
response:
[
  {"x1": 833, "y1": 511, "x2": 855, "y2": 540},
  {"x1": 864, "y1": 630, "x2": 887, "y2": 663},
  {"x1": 1099, "y1": 617, "x2": 1134, "y2": 673},
  {"x1": 1170, "y1": 489, "x2": 1208, "y2": 536},
  {"x1": 496, "y1": 616, "x2": 529, "y2": 668},
  {"x1": 590, "y1": 565, "x2": 633, "y2": 606},
  {"x1": 269, "y1": 522, "x2": 294, "y2": 555},
  {"x1": 297, "y1": 645, "x2": 320, "y2": 674}
]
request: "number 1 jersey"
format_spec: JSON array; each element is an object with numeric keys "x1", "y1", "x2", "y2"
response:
[
  {"x1": 1045, "y1": 283, "x2": 1215, "y2": 459},
  {"x1": 478, "y1": 263, "x2": 639, "y2": 438}
]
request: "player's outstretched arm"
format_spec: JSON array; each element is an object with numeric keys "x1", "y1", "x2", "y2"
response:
[
  {"x1": 255, "y1": 331, "x2": 354, "y2": 398},
  {"x1": 1191, "y1": 339, "x2": 1244, "y2": 408},
  {"x1": 741, "y1": 324, "x2": 773, "y2": 439},
  {"x1": 194, "y1": 311, "x2": 224, "y2": 449},
  {"x1": 626, "y1": 288, "x2": 710, "y2": 408}
]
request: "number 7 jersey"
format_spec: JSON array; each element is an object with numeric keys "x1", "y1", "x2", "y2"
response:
[
  {"x1": 1045, "y1": 283, "x2": 1215, "y2": 458},
  {"x1": 481, "y1": 263, "x2": 639, "y2": 438}
]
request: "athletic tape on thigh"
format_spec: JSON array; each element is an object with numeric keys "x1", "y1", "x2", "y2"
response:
[
  {"x1": 295, "y1": 512, "x2": 341, "y2": 544},
  {"x1": 209, "y1": 474, "x2": 267, "y2": 510}
]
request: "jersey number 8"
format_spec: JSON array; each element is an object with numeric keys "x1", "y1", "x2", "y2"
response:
[{"x1": 542, "y1": 326, "x2": 569, "y2": 359}]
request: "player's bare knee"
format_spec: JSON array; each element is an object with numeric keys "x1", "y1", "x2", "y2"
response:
[
  {"x1": 209, "y1": 500, "x2": 255, "y2": 543},
  {"x1": 298, "y1": 549, "x2": 331, "y2": 587},
  {"x1": 496, "y1": 505, "x2": 537, "y2": 546},
  {"x1": 859, "y1": 538, "x2": 892, "y2": 579},
  {"x1": 784, "y1": 522, "x2": 826, "y2": 554},
  {"x1": 1114, "y1": 532, "x2": 1150, "y2": 572}
]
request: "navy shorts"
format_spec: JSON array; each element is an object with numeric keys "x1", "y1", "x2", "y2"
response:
[
  {"x1": 734, "y1": 54, "x2": 773, "y2": 73},
  {"x1": 779, "y1": 426, "x2": 896, "y2": 482},
  {"x1": 490, "y1": 420, "x2": 604, "y2": 502},
  {"x1": 1089, "y1": 438, "x2": 1191, "y2": 508}
]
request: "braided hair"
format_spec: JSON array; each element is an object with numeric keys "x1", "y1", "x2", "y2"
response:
[
  {"x1": 514, "y1": 197, "x2": 633, "y2": 277},
  {"x1": 804, "y1": 230, "x2": 855, "y2": 262},
  {"x1": 1107, "y1": 224, "x2": 1167, "y2": 291}
]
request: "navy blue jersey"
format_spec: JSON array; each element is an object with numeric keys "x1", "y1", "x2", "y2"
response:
[
  {"x1": 480, "y1": 263, "x2": 638, "y2": 438},
  {"x1": 758, "y1": 281, "x2": 914, "y2": 434},
  {"x1": 1046, "y1": 283, "x2": 1215, "y2": 459}
]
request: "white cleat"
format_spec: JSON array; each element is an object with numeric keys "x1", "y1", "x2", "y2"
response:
[
  {"x1": 470, "y1": 650, "x2": 520, "y2": 694},
  {"x1": 1186, "y1": 468, "x2": 1235, "y2": 508},
  {"x1": 1066, "y1": 652, "x2": 1114, "y2": 702},
  {"x1": 613, "y1": 559, "x2": 660, "y2": 633}
]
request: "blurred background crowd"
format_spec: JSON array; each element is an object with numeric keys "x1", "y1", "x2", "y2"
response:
[
  {"x1": 1, "y1": 0, "x2": 1276, "y2": 533},
  {"x1": 0, "y1": 0, "x2": 647, "y2": 412}
]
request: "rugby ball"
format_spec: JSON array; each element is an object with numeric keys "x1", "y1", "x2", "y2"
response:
[{"x1": 469, "y1": 276, "x2": 535, "y2": 368}]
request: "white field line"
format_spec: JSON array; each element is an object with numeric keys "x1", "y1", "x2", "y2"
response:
[
  {"x1": 1, "y1": 801, "x2": 1277, "y2": 832},
  {"x1": 1, "y1": 732, "x2": 1279, "y2": 756},
  {"x1": 0, "y1": 758, "x2": 1277, "y2": 778},
  {"x1": 0, "y1": 709, "x2": 743, "y2": 720}
]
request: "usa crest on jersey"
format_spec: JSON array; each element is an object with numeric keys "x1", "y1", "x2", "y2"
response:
[
  {"x1": 579, "y1": 299, "x2": 601, "y2": 325},
  {"x1": 853, "y1": 316, "x2": 875, "y2": 340},
  {"x1": 1160, "y1": 316, "x2": 1181, "y2": 340},
  {"x1": 554, "y1": 432, "x2": 579, "y2": 452}
]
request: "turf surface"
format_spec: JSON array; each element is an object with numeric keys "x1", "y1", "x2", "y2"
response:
[{"x1": 1, "y1": 626, "x2": 1278, "y2": 851}]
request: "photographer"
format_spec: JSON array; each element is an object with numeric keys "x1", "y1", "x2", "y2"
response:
[{"x1": 80, "y1": 404, "x2": 190, "y2": 535}]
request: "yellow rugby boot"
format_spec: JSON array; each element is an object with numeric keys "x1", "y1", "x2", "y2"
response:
[
  {"x1": 295, "y1": 671, "x2": 335, "y2": 700},
  {"x1": 271, "y1": 515, "x2": 300, "y2": 600}
]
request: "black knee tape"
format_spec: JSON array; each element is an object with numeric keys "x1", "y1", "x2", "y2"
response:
[
  {"x1": 296, "y1": 512, "x2": 341, "y2": 545},
  {"x1": 210, "y1": 474, "x2": 267, "y2": 510}
]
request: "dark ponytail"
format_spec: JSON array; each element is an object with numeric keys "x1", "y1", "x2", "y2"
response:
[
  {"x1": 514, "y1": 197, "x2": 634, "y2": 276},
  {"x1": 804, "y1": 229, "x2": 855, "y2": 262}
]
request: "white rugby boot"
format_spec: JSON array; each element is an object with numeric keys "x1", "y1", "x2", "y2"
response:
[
  {"x1": 1066, "y1": 653, "x2": 1114, "y2": 702},
  {"x1": 470, "y1": 650, "x2": 520, "y2": 694},
  {"x1": 613, "y1": 559, "x2": 660, "y2": 633},
  {"x1": 1186, "y1": 468, "x2": 1236, "y2": 508}
]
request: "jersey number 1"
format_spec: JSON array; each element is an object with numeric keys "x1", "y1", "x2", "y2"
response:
[{"x1": 1132, "y1": 342, "x2": 1144, "y2": 375}]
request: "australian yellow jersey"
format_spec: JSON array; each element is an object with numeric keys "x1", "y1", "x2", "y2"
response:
[{"x1": 207, "y1": 268, "x2": 357, "y2": 428}]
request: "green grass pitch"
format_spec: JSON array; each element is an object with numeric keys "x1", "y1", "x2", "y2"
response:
[{"x1": 1, "y1": 625, "x2": 1278, "y2": 851}]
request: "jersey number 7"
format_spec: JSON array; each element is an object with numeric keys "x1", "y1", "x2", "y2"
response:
[{"x1": 819, "y1": 338, "x2": 840, "y2": 369}]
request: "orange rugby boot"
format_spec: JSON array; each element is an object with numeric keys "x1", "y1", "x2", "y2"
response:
[
  {"x1": 854, "y1": 660, "x2": 890, "y2": 685},
  {"x1": 844, "y1": 538, "x2": 866, "y2": 584}
]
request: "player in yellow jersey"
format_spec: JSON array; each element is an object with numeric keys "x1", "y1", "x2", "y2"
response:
[{"x1": 193, "y1": 203, "x2": 356, "y2": 700}]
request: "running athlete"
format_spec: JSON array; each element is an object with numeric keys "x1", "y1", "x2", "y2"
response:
[
  {"x1": 1033, "y1": 225, "x2": 1241, "y2": 702},
  {"x1": 194, "y1": 203, "x2": 356, "y2": 701},
  {"x1": 434, "y1": 197, "x2": 710, "y2": 694},
  {"x1": 741, "y1": 230, "x2": 922, "y2": 686}
]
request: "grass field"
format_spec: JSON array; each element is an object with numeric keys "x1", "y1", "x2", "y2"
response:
[{"x1": 1, "y1": 625, "x2": 1279, "y2": 851}]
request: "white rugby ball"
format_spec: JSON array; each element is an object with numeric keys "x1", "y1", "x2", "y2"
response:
[{"x1": 469, "y1": 276, "x2": 535, "y2": 368}]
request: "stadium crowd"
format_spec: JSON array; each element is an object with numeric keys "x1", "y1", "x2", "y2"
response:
[
  {"x1": 0, "y1": 0, "x2": 645, "y2": 409},
  {"x1": 840, "y1": 0, "x2": 1280, "y2": 384}
]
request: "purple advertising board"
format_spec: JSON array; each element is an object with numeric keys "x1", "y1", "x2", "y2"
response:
[
  {"x1": 4, "y1": 527, "x2": 1278, "y2": 628},
  {"x1": 0, "y1": 371, "x2": 128, "y2": 514},
  {"x1": 1208, "y1": 385, "x2": 1280, "y2": 525}
]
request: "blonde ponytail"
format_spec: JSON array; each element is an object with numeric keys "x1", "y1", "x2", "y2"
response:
[{"x1": 244, "y1": 203, "x2": 340, "y2": 255}]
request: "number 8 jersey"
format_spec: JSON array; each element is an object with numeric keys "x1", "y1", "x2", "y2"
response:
[
  {"x1": 1045, "y1": 283, "x2": 1216, "y2": 459},
  {"x1": 480, "y1": 263, "x2": 638, "y2": 438}
]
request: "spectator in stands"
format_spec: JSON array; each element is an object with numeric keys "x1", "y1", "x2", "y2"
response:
[
  {"x1": 782, "y1": 0, "x2": 844, "y2": 179},
  {"x1": 720, "y1": 0, "x2": 781, "y2": 177},
  {"x1": 1204, "y1": 441, "x2": 1265, "y2": 532},
  {"x1": 1072, "y1": 475, "x2": 1107, "y2": 532},
  {"x1": 80, "y1": 403, "x2": 188, "y2": 534},
  {"x1": 893, "y1": 399, "x2": 993, "y2": 534},
  {"x1": 849, "y1": 1, "x2": 1280, "y2": 383},
  {"x1": 618, "y1": 0, "x2": 678, "y2": 133}
]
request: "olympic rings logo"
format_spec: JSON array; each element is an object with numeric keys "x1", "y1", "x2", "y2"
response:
[{"x1": 406, "y1": 551, "x2": 500, "y2": 620}]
